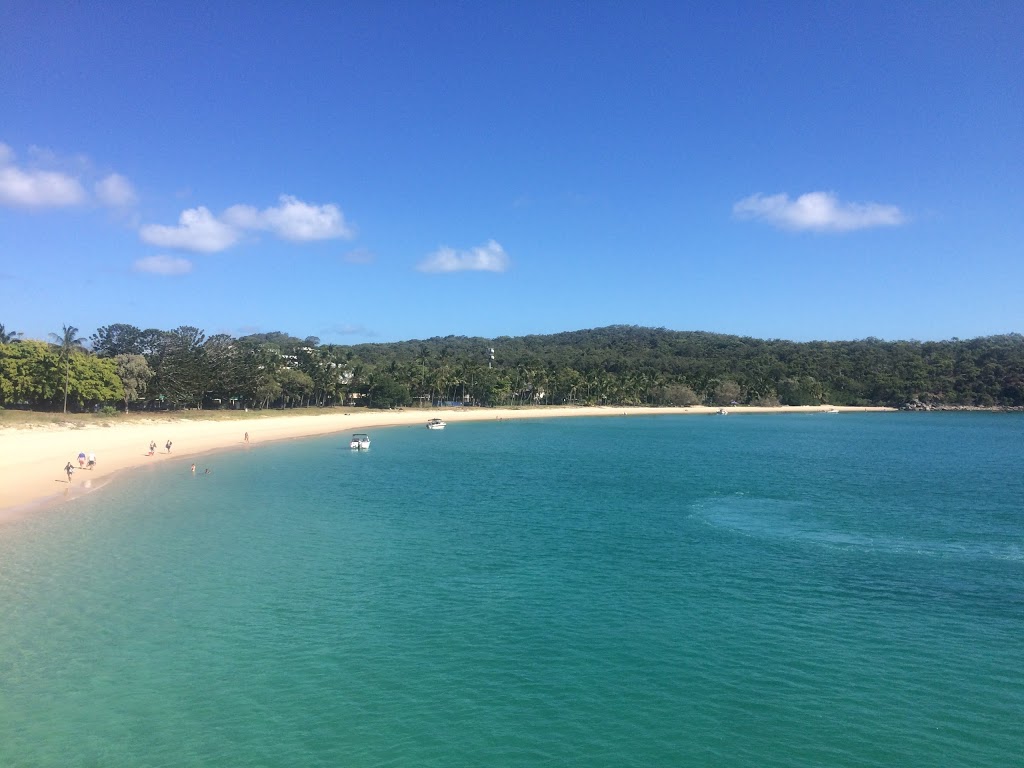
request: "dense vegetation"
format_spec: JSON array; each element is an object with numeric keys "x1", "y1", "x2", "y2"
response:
[{"x1": 1, "y1": 322, "x2": 1022, "y2": 412}]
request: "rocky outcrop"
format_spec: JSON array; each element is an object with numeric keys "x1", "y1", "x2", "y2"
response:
[{"x1": 900, "y1": 399, "x2": 1023, "y2": 412}]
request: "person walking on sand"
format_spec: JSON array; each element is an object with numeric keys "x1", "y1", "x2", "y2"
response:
[
  {"x1": 78, "y1": 451, "x2": 86, "y2": 468},
  {"x1": 64, "y1": 462, "x2": 74, "y2": 482},
  {"x1": 165, "y1": 440, "x2": 172, "y2": 454},
  {"x1": 87, "y1": 451, "x2": 96, "y2": 470},
  {"x1": 244, "y1": 432, "x2": 249, "y2": 443},
  {"x1": 149, "y1": 441, "x2": 156, "y2": 456}
]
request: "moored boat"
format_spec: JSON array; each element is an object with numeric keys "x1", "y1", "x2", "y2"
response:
[
  {"x1": 350, "y1": 433, "x2": 371, "y2": 450},
  {"x1": 426, "y1": 418, "x2": 447, "y2": 430}
]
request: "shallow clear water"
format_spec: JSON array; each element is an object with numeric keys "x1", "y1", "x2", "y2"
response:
[{"x1": 2, "y1": 413, "x2": 1022, "y2": 766}]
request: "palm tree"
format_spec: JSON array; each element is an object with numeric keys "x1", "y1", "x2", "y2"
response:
[
  {"x1": 49, "y1": 324, "x2": 87, "y2": 413},
  {"x1": 0, "y1": 323, "x2": 23, "y2": 344}
]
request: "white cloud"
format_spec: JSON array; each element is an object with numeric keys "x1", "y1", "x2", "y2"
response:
[
  {"x1": 417, "y1": 239, "x2": 510, "y2": 273},
  {"x1": 141, "y1": 195, "x2": 353, "y2": 253},
  {"x1": 139, "y1": 206, "x2": 240, "y2": 253},
  {"x1": 223, "y1": 194, "x2": 352, "y2": 241},
  {"x1": 0, "y1": 141, "x2": 137, "y2": 209},
  {"x1": 733, "y1": 191, "x2": 905, "y2": 232},
  {"x1": 95, "y1": 173, "x2": 137, "y2": 207},
  {"x1": 218, "y1": 204, "x2": 260, "y2": 230},
  {"x1": 133, "y1": 255, "x2": 193, "y2": 275},
  {"x1": 0, "y1": 156, "x2": 87, "y2": 207}
]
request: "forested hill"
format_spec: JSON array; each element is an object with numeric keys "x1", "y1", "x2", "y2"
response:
[
  {"x1": 1, "y1": 324, "x2": 1022, "y2": 411},
  {"x1": 337, "y1": 325, "x2": 1024, "y2": 407}
]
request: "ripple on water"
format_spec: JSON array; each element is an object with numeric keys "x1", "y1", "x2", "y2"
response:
[{"x1": 694, "y1": 495, "x2": 1024, "y2": 563}]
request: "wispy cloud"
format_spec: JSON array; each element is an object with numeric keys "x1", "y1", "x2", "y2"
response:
[
  {"x1": 95, "y1": 173, "x2": 137, "y2": 207},
  {"x1": 322, "y1": 323, "x2": 374, "y2": 337},
  {"x1": 133, "y1": 254, "x2": 193, "y2": 275},
  {"x1": 223, "y1": 195, "x2": 353, "y2": 241},
  {"x1": 733, "y1": 191, "x2": 905, "y2": 232},
  {"x1": 139, "y1": 206, "x2": 240, "y2": 253},
  {"x1": 141, "y1": 195, "x2": 354, "y2": 253},
  {"x1": 0, "y1": 143, "x2": 87, "y2": 208},
  {"x1": 417, "y1": 239, "x2": 510, "y2": 273},
  {"x1": 0, "y1": 141, "x2": 138, "y2": 210},
  {"x1": 0, "y1": 165, "x2": 86, "y2": 208},
  {"x1": 343, "y1": 247, "x2": 376, "y2": 264}
]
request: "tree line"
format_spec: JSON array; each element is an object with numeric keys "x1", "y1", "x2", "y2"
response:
[{"x1": 1, "y1": 322, "x2": 1022, "y2": 412}]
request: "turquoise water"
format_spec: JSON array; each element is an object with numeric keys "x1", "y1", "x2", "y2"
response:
[{"x1": 1, "y1": 413, "x2": 1022, "y2": 766}]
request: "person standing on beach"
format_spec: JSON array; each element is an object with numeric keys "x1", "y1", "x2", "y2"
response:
[
  {"x1": 166, "y1": 440, "x2": 172, "y2": 454},
  {"x1": 149, "y1": 441, "x2": 156, "y2": 455},
  {"x1": 87, "y1": 451, "x2": 96, "y2": 469},
  {"x1": 64, "y1": 462, "x2": 74, "y2": 482},
  {"x1": 244, "y1": 432, "x2": 249, "y2": 443}
]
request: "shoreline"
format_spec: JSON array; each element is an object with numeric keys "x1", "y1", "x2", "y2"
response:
[{"x1": 0, "y1": 405, "x2": 888, "y2": 520}]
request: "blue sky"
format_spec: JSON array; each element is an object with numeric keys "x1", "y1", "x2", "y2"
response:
[{"x1": 1, "y1": 1, "x2": 1021, "y2": 345}]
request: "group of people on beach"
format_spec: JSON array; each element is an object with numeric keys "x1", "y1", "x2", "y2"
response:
[
  {"x1": 62, "y1": 432, "x2": 241, "y2": 485},
  {"x1": 65, "y1": 451, "x2": 96, "y2": 482},
  {"x1": 146, "y1": 439, "x2": 172, "y2": 456}
]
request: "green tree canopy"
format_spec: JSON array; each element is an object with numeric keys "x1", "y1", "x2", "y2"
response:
[
  {"x1": 367, "y1": 372, "x2": 411, "y2": 408},
  {"x1": 91, "y1": 324, "x2": 145, "y2": 357},
  {"x1": 114, "y1": 354, "x2": 154, "y2": 412}
]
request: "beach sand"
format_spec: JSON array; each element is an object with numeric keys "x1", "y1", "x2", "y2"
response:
[{"x1": 0, "y1": 405, "x2": 886, "y2": 518}]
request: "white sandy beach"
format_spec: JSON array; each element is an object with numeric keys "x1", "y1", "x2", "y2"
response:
[{"x1": 0, "y1": 405, "x2": 887, "y2": 518}]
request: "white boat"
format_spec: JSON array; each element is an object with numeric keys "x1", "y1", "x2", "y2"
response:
[
  {"x1": 350, "y1": 433, "x2": 371, "y2": 450},
  {"x1": 717, "y1": 408, "x2": 728, "y2": 415},
  {"x1": 426, "y1": 418, "x2": 447, "y2": 430},
  {"x1": 825, "y1": 408, "x2": 840, "y2": 414}
]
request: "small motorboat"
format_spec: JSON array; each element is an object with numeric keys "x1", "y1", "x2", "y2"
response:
[
  {"x1": 350, "y1": 433, "x2": 371, "y2": 450},
  {"x1": 426, "y1": 418, "x2": 447, "y2": 430}
]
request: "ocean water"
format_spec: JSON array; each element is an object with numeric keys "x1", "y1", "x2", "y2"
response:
[{"x1": 1, "y1": 413, "x2": 1022, "y2": 767}]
